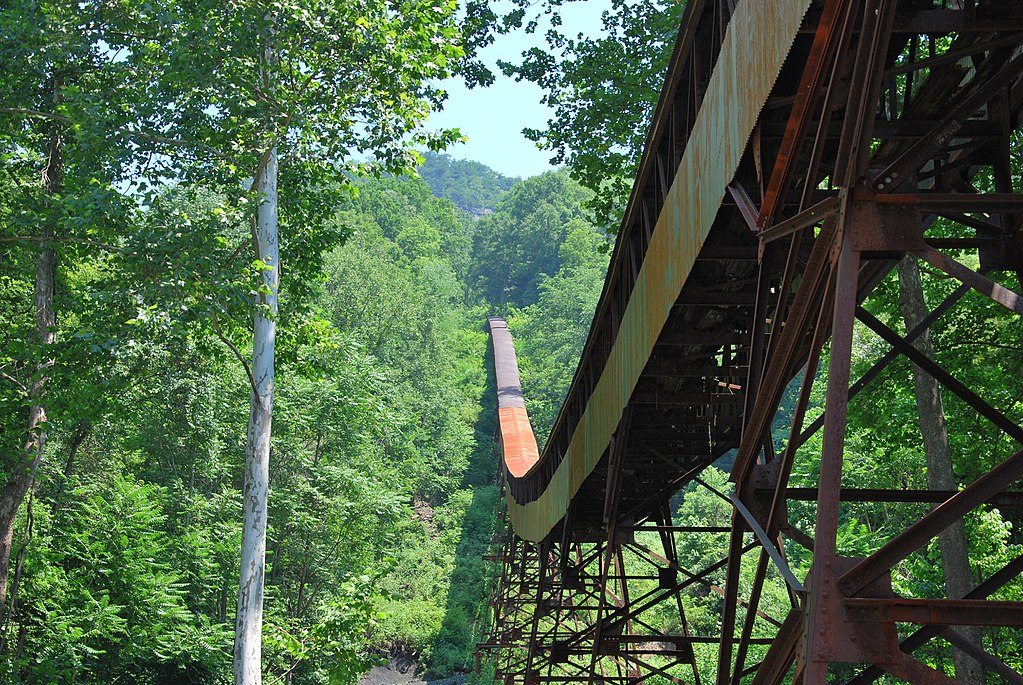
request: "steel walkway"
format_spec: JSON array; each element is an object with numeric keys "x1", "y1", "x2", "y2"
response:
[{"x1": 481, "y1": 1, "x2": 1023, "y2": 683}]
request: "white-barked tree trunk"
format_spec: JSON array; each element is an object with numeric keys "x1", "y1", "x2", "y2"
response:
[{"x1": 234, "y1": 146, "x2": 278, "y2": 685}]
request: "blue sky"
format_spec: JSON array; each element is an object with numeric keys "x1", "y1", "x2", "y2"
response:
[{"x1": 429, "y1": 3, "x2": 610, "y2": 180}]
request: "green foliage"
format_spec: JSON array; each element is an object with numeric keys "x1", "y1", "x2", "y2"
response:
[
  {"x1": 418, "y1": 152, "x2": 518, "y2": 215},
  {"x1": 6, "y1": 477, "x2": 232, "y2": 684},
  {"x1": 0, "y1": 0, "x2": 148, "y2": 477},
  {"x1": 111, "y1": 0, "x2": 466, "y2": 186},
  {"x1": 8, "y1": 2, "x2": 1018, "y2": 679},
  {"x1": 425, "y1": 484, "x2": 499, "y2": 677},
  {"x1": 494, "y1": 0, "x2": 688, "y2": 230},
  {"x1": 2, "y1": 1, "x2": 503, "y2": 680},
  {"x1": 263, "y1": 576, "x2": 384, "y2": 685},
  {"x1": 309, "y1": 173, "x2": 499, "y2": 677},
  {"x1": 507, "y1": 236, "x2": 608, "y2": 444},
  {"x1": 469, "y1": 170, "x2": 595, "y2": 307},
  {"x1": 1, "y1": 10, "x2": 601, "y2": 666}
]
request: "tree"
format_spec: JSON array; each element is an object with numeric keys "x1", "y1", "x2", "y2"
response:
[
  {"x1": 469, "y1": 170, "x2": 592, "y2": 307},
  {"x1": 0, "y1": 0, "x2": 142, "y2": 627},
  {"x1": 418, "y1": 152, "x2": 518, "y2": 215},
  {"x1": 5, "y1": 1, "x2": 469, "y2": 681},
  {"x1": 496, "y1": 0, "x2": 687, "y2": 229},
  {"x1": 897, "y1": 258, "x2": 984, "y2": 684},
  {"x1": 508, "y1": 225, "x2": 608, "y2": 443},
  {"x1": 127, "y1": 4, "x2": 465, "y2": 681}
]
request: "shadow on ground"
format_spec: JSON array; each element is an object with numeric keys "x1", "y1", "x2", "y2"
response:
[{"x1": 424, "y1": 337, "x2": 502, "y2": 679}]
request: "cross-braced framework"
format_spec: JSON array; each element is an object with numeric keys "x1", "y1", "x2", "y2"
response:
[
  {"x1": 481, "y1": 1, "x2": 1023, "y2": 683},
  {"x1": 481, "y1": 493, "x2": 712, "y2": 685}
]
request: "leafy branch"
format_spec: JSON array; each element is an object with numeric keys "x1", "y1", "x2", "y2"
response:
[
  {"x1": 0, "y1": 236, "x2": 123, "y2": 252},
  {"x1": 0, "y1": 107, "x2": 244, "y2": 168}
]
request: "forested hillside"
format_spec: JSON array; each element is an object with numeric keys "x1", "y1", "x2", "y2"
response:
[
  {"x1": 4, "y1": 2, "x2": 1023, "y2": 685},
  {"x1": 0, "y1": 87, "x2": 607, "y2": 680},
  {"x1": 0, "y1": 2, "x2": 610, "y2": 683},
  {"x1": 418, "y1": 153, "x2": 519, "y2": 216}
]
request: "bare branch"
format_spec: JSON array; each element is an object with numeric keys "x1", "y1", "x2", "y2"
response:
[
  {"x1": 250, "y1": 145, "x2": 278, "y2": 192},
  {"x1": 943, "y1": 341, "x2": 1023, "y2": 353},
  {"x1": 225, "y1": 238, "x2": 253, "y2": 268},
  {"x1": 0, "y1": 372, "x2": 27, "y2": 393},
  {"x1": 4, "y1": 168, "x2": 40, "y2": 205},
  {"x1": 0, "y1": 107, "x2": 73, "y2": 124},
  {"x1": 210, "y1": 311, "x2": 257, "y2": 395},
  {"x1": 123, "y1": 128, "x2": 241, "y2": 166}
]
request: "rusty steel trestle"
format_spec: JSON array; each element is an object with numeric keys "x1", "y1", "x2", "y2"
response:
[{"x1": 480, "y1": 1, "x2": 1023, "y2": 683}]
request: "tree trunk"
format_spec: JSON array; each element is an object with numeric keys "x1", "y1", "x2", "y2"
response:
[
  {"x1": 897, "y1": 256, "x2": 984, "y2": 685},
  {"x1": 0, "y1": 116, "x2": 61, "y2": 631},
  {"x1": 234, "y1": 146, "x2": 279, "y2": 685}
]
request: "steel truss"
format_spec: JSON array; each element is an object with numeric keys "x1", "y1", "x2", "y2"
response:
[
  {"x1": 482, "y1": 1, "x2": 1023, "y2": 683},
  {"x1": 481, "y1": 494, "x2": 712, "y2": 685}
]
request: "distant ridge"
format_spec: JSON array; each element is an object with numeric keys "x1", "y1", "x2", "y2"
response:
[{"x1": 418, "y1": 152, "x2": 518, "y2": 215}]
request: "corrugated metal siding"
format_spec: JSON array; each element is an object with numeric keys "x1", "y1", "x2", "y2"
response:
[{"x1": 507, "y1": 0, "x2": 813, "y2": 541}]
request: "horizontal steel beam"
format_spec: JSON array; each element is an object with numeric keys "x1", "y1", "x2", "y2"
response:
[
  {"x1": 772, "y1": 487, "x2": 1023, "y2": 507},
  {"x1": 875, "y1": 192, "x2": 1023, "y2": 212},
  {"x1": 839, "y1": 444, "x2": 1023, "y2": 597},
  {"x1": 844, "y1": 598, "x2": 1023, "y2": 626}
]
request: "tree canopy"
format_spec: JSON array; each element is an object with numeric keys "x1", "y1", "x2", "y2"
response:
[{"x1": 495, "y1": 0, "x2": 687, "y2": 229}]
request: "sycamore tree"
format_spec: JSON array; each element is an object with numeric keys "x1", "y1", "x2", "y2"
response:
[{"x1": 124, "y1": 3, "x2": 465, "y2": 683}]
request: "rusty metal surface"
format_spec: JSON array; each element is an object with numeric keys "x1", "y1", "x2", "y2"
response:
[
  {"x1": 482, "y1": 1, "x2": 1023, "y2": 684},
  {"x1": 497, "y1": 407, "x2": 539, "y2": 479},
  {"x1": 843, "y1": 598, "x2": 1023, "y2": 627},
  {"x1": 504, "y1": 0, "x2": 814, "y2": 543},
  {"x1": 488, "y1": 317, "x2": 540, "y2": 479}
]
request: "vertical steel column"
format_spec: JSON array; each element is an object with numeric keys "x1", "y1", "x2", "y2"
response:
[{"x1": 803, "y1": 204, "x2": 858, "y2": 681}]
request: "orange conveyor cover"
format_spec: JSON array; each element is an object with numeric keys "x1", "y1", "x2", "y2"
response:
[{"x1": 487, "y1": 317, "x2": 540, "y2": 479}]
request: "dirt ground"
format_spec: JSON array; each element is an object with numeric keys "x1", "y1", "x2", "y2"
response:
[{"x1": 358, "y1": 656, "x2": 467, "y2": 685}]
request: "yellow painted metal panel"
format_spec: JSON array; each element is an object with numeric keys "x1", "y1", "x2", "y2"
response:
[{"x1": 508, "y1": 0, "x2": 813, "y2": 541}]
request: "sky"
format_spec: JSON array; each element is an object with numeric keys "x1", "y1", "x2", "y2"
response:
[{"x1": 428, "y1": 3, "x2": 611, "y2": 180}]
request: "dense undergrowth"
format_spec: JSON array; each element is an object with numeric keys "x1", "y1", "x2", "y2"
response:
[{"x1": 0, "y1": 146, "x2": 609, "y2": 683}]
